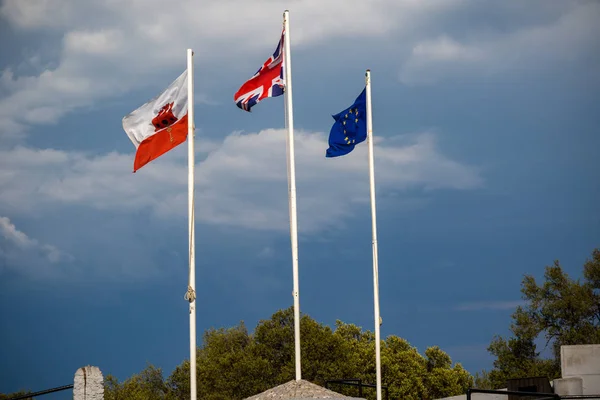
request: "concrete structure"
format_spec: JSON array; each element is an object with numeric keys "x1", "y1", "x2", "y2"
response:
[
  {"x1": 552, "y1": 377, "x2": 583, "y2": 396},
  {"x1": 244, "y1": 379, "x2": 364, "y2": 399},
  {"x1": 556, "y1": 344, "x2": 600, "y2": 395},
  {"x1": 73, "y1": 366, "x2": 104, "y2": 400}
]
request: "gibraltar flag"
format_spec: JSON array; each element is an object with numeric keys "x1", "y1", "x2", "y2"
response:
[{"x1": 122, "y1": 70, "x2": 188, "y2": 172}]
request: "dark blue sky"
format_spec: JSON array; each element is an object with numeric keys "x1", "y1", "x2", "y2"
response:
[{"x1": 1, "y1": 1, "x2": 599, "y2": 397}]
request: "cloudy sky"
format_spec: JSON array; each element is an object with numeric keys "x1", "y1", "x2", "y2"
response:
[{"x1": 1, "y1": 0, "x2": 599, "y2": 395}]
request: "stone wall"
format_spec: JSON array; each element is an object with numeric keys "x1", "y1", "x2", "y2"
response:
[{"x1": 73, "y1": 366, "x2": 104, "y2": 400}]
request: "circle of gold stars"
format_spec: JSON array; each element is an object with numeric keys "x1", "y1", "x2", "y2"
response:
[{"x1": 343, "y1": 108, "x2": 360, "y2": 144}]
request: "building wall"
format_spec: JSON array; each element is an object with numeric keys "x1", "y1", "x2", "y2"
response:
[{"x1": 561, "y1": 344, "x2": 600, "y2": 395}]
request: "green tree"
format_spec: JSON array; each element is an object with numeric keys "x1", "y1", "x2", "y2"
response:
[
  {"x1": 486, "y1": 247, "x2": 600, "y2": 388},
  {"x1": 487, "y1": 335, "x2": 556, "y2": 388},
  {"x1": 0, "y1": 391, "x2": 33, "y2": 400},
  {"x1": 252, "y1": 309, "x2": 354, "y2": 388},
  {"x1": 108, "y1": 307, "x2": 471, "y2": 399},
  {"x1": 165, "y1": 307, "x2": 471, "y2": 400},
  {"x1": 166, "y1": 323, "x2": 269, "y2": 400},
  {"x1": 424, "y1": 346, "x2": 472, "y2": 399},
  {"x1": 104, "y1": 364, "x2": 169, "y2": 400},
  {"x1": 380, "y1": 336, "x2": 427, "y2": 399},
  {"x1": 473, "y1": 369, "x2": 493, "y2": 389},
  {"x1": 333, "y1": 320, "x2": 377, "y2": 392},
  {"x1": 197, "y1": 322, "x2": 270, "y2": 400},
  {"x1": 379, "y1": 338, "x2": 471, "y2": 400},
  {"x1": 251, "y1": 308, "x2": 297, "y2": 385},
  {"x1": 165, "y1": 361, "x2": 189, "y2": 400}
]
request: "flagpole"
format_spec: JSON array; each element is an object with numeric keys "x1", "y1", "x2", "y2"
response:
[
  {"x1": 185, "y1": 48, "x2": 197, "y2": 400},
  {"x1": 365, "y1": 69, "x2": 382, "y2": 400},
  {"x1": 283, "y1": 9, "x2": 302, "y2": 381}
]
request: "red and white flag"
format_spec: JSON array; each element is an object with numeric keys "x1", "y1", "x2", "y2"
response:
[{"x1": 122, "y1": 70, "x2": 188, "y2": 172}]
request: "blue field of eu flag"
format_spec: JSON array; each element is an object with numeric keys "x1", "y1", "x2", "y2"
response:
[{"x1": 326, "y1": 88, "x2": 367, "y2": 157}]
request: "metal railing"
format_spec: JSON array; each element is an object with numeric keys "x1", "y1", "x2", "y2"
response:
[
  {"x1": 467, "y1": 388, "x2": 559, "y2": 400},
  {"x1": 325, "y1": 379, "x2": 389, "y2": 399},
  {"x1": 467, "y1": 388, "x2": 600, "y2": 400},
  {"x1": 5, "y1": 384, "x2": 73, "y2": 400}
]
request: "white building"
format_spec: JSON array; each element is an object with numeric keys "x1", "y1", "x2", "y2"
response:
[{"x1": 555, "y1": 344, "x2": 600, "y2": 395}]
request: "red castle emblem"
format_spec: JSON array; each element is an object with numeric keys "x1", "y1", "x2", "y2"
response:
[{"x1": 152, "y1": 102, "x2": 178, "y2": 132}]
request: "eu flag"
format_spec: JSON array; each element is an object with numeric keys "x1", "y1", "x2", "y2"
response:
[{"x1": 326, "y1": 88, "x2": 367, "y2": 157}]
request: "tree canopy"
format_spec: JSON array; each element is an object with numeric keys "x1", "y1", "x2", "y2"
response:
[
  {"x1": 483, "y1": 247, "x2": 600, "y2": 388},
  {"x1": 8, "y1": 247, "x2": 599, "y2": 398},
  {"x1": 105, "y1": 308, "x2": 472, "y2": 400},
  {"x1": 0, "y1": 392, "x2": 33, "y2": 400}
]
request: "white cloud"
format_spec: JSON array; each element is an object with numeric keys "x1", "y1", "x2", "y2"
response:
[
  {"x1": 0, "y1": 0, "x2": 455, "y2": 40},
  {"x1": 0, "y1": 215, "x2": 73, "y2": 275},
  {"x1": 0, "y1": 216, "x2": 33, "y2": 248},
  {"x1": 0, "y1": 129, "x2": 482, "y2": 232},
  {"x1": 400, "y1": 1, "x2": 600, "y2": 84},
  {"x1": 0, "y1": 0, "x2": 77, "y2": 29},
  {"x1": 0, "y1": 0, "x2": 595, "y2": 139},
  {"x1": 0, "y1": 0, "x2": 463, "y2": 138},
  {"x1": 64, "y1": 29, "x2": 123, "y2": 55},
  {"x1": 411, "y1": 35, "x2": 482, "y2": 63},
  {"x1": 258, "y1": 246, "x2": 275, "y2": 259}
]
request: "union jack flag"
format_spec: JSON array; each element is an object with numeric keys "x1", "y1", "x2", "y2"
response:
[{"x1": 234, "y1": 30, "x2": 285, "y2": 112}]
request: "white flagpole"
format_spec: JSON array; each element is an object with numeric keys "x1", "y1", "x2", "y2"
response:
[
  {"x1": 283, "y1": 9, "x2": 302, "y2": 381},
  {"x1": 185, "y1": 48, "x2": 197, "y2": 400},
  {"x1": 365, "y1": 69, "x2": 382, "y2": 400}
]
